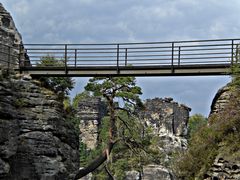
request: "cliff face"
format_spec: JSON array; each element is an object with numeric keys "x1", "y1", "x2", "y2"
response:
[
  {"x1": 0, "y1": 75, "x2": 79, "y2": 180},
  {"x1": 204, "y1": 85, "x2": 240, "y2": 180}
]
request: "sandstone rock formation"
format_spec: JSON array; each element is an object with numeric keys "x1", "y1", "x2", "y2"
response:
[
  {"x1": 204, "y1": 155, "x2": 240, "y2": 180},
  {"x1": 127, "y1": 97, "x2": 191, "y2": 180},
  {"x1": 0, "y1": 74, "x2": 79, "y2": 180},
  {"x1": 76, "y1": 97, "x2": 107, "y2": 150},
  {"x1": 141, "y1": 97, "x2": 190, "y2": 158},
  {"x1": 204, "y1": 84, "x2": 240, "y2": 180},
  {"x1": 0, "y1": 3, "x2": 23, "y2": 68}
]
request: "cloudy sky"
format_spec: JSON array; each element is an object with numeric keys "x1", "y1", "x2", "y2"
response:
[{"x1": 2, "y1": 0, "x2": 239, "y2": 115}]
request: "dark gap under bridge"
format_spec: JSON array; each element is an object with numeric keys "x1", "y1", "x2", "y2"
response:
[{"x1": 1, "y1": 38, "x2": 240, "y2": 77}]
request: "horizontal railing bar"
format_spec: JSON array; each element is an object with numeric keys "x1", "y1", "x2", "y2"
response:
[
  {"x1": 180, "y1": 56, "x2": 231, "y2": 60},
  {"x1": 178, "y1": 43, "x2": 232, "y2": 48},
  {"x1": 23, "y1": 38, "x2": 240, "y2": 46},
  {"x1": 178, "y1": 47, "x2": 233, "y2": 52},
  {"x1": 181, "y1": 61, "x2": 230, "y2": 64},
  {"x1": 179, "y1": 52, "x2": 232, "y2": 56},
  {"x1": 26, "y1": 46, "x2": 236, "y2": 54},
  {"x1": 28, "y1": 52, "x2": 232, "y2": 59}
]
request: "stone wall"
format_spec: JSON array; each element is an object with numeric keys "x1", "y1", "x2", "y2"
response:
[{"x1": 0, "y1": 75, "x2": 79, "y2": 180}]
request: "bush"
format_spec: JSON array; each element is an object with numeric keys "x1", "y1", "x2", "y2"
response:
[
  {"x1": 188, "y1": 114, "x2": 207, "y2": 138},
  {"x1": 37, "y1": 56, "x2": 75, "y2": 98}
]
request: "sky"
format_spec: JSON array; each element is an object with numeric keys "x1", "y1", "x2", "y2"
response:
[{"x1": 2, "y1": 0, "x2": 239, "y2": 116}]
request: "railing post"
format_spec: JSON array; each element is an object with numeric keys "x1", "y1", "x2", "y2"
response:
[
  {"x1": 75, "y1": 49, "x2": 77, "y2": 67},
  {"x1": 65, "y1": 44, "x2": 68, "y2": 74},
  {"x1": 171, "y1": 42, "x2": 174, "y2": 73},
  {"x1": 178, "y1": 46, "x2": 181, "y2": 66},
  {"x1": 125, "y1": 48, "x2": 128, "y2": 66},
  {"x1": 117, "y1": 44, "x2": 119, "y2": 74},
  {"x1": 231, "y1": 39, "x2": 234, "y2": 67}
]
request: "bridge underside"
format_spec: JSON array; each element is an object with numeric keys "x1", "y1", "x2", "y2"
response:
[{"x1": 18, "y1": 64, "x2": 230, "y2": 77}]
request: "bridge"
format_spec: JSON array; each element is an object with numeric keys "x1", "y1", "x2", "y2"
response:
[{"x1": 1, "y1": 38, "x2": 240, "y2": 77}]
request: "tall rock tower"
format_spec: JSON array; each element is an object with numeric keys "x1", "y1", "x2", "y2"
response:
[{"x1": 76, "y1": 97, "x2": 107, "y2": 150}]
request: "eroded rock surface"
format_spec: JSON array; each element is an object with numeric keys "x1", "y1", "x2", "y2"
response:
[
  {"x1": 125, "y1": 97, "x2": 190, "y2": 180},
  {"x1": 141, "y1": 98, "x2": 190, "y2": 156},
  {"x1": 204, "y1": 155, "x2": 240, "y2": 180},
  {"x1": 76, "y1": 97, "x2": 107, "y2": 150},
  {"x1": 210, "y1": 84, "x2": 232, "y2": 116},
  {"x1": 204, "y1": 84, "x2": 240, "y2": 180},
  {"x1": 0, "y1": 76, "x2": 79, "y2": 180},
  {"x1": 0, "y1": 3, "x2": 22, "y2": 68}
]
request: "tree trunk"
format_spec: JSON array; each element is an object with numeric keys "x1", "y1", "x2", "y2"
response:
[
  {"x1": 74, "y1": 141, "x2": 115, "y2": 179},
  {"x1": 74, "y1": 96, "x2": 117, "y2": 179}
]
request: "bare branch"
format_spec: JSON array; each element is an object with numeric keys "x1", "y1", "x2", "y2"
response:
[{"x1": 104, "y1": 164, "x2": 115, "y2": 180}]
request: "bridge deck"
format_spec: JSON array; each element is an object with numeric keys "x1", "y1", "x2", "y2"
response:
[
  {"x1": 1, "y1": 38, "x2": 240, "y2": 76},
  {"x1": 19, "y1": 64, "x2": 230, "y2": 77}
]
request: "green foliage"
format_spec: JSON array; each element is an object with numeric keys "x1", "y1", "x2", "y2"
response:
[
  {"x1": 188, "y1": 114, "x2": 207, "y2": 138},
  {"x1": 37, "y1": 55, "x2": 64, "y2": 67},
  {"x1": 72, "y1": 91, "x2": 91, "y2": 110},
  {"x1": 63, "y1": 96, "x2": 71, "y2": 112},
  {"x1": 37, "y1": 56, "x2": 75, "y2": 98},
  {"x1": 84, "y1": 77, "x2": 143, "y2": 109},
  {"x1": 79, "y1": 142, "x2": 90, "y2": 166}
]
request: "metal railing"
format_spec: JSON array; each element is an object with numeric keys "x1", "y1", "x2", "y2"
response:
[
  {"x1": 0, "y1": 38, "x2": 240, "y2": 76},
  {"x1": 22, "y1": 38, "x2": 240, "y2": 71}
]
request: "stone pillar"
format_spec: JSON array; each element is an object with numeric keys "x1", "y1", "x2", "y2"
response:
[
  {"x1": 139, "y1": 97, "x2": 191, "y2": 180},
  {"x1": 76, "y1": 97, "x2": 107, "y2": 150}
]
